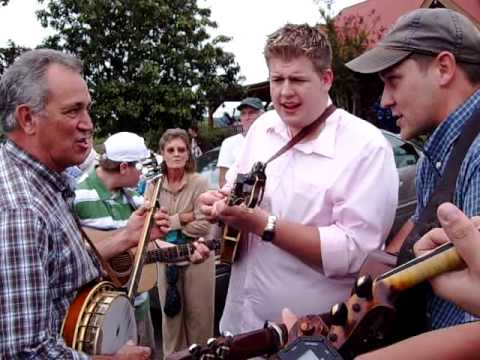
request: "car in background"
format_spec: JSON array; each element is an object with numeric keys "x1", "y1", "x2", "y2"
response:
[
  {"x1": 194, "y1": 130, "x2": 422, "y2": 335},
  {"x1": 197, "y1": 130, "x2": 422, "y2": 241}
]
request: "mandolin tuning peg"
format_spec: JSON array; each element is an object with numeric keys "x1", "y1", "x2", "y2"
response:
[
  {"x1": 354, "y1": 275, "x2": 373, "y2": 300},
  {"x1": 330, "y1": 302, "x2": 348, "y2": 326}
]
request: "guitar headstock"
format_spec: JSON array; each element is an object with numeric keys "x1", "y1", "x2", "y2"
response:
[{"x1": 166, "y1": 322, "x2": 287, "y2": 360}]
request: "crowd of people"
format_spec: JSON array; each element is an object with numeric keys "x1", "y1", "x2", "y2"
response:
[{"x1": 0, "y1": 6, "x2": 479, "y2": 360}]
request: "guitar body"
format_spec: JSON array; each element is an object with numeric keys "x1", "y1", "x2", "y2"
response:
[
  {"x1": 108, "y1": 250, "x2": 158, "y2": 292},
  {"x1": 137, "y1": 263, "x2": 158, "y2": 293},
  {"x1": 220, "y1": 226, "x2": 241, "y2": 265},
  {"x1": 62, "y1": 281, "x2": 137, "y2": 355}
]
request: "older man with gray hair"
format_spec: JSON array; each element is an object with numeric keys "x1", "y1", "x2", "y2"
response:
[{"x1": 0, "y1": 49, "x2": 171, "y2": 359}]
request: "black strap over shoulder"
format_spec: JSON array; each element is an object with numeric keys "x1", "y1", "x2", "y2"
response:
[
  {"x1": 398, "y1": 104, "x2": 480, "y2": 264},
  {"x1": 394, "y1": 104, "x2": 480, "y2": 339}
]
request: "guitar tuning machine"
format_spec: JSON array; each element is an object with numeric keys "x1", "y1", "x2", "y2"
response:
[
  {"x1": 188, "y1": 343, "x2": 202, "y2": 359},
  {"x1": 207, "y1": 337, "x2": 217, "y2": 347},
  {"x1": 217, "y1": 331, "x2": 233, "y2": 360}
]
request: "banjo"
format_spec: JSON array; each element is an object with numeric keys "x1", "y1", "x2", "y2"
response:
[{"x1": 62, "y1": 171, "x2": 164, "y2": 355}]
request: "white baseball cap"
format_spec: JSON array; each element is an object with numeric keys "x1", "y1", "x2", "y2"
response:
[{"x1": 104, "y1": 132, "x2": 149, "y2": 162}]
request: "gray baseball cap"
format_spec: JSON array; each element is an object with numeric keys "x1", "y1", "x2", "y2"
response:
[
  {"x1": 346, "y1": 8, "x2": 480, "y2": 74},
  {"x1": 237, "y1": 97, "x2": 264, "y2": 111}
]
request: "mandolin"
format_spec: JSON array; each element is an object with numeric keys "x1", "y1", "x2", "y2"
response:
[
  {"x1": 108, "y1": 239, "x2": 220, "y2": 291},
  {"x1": 220, "y1": 161, "x2": 266, "y2": 264}
]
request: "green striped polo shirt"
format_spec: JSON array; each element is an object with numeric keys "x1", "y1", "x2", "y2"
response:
[{"x1": 74, "y1": 169, "x2": 143, "y2": 230}]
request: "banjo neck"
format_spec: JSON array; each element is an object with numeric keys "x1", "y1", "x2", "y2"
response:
[{"x1": 127, "y1": 174, "x2": 164, "y2": 302}]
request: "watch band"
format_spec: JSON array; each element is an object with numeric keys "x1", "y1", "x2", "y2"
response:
[{"x1": 261, "y1": 215, "x2": 277, "y2": 242}]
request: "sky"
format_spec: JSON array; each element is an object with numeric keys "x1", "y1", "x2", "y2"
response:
[{"x1": 0, "y1": 0, "x2": 364, "y2": 85}]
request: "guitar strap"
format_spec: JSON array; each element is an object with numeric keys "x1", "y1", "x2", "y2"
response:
[
  {"x1": 264, "y1": 104, "x2": 336, "y2": 166},
  {"x1": 395, "y1": 104, "x2": 480, "y2": 338}
]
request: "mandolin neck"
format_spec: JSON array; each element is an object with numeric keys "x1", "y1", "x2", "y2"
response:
[{"x1": 376, "y1": 242, "x2": 464, "y2": 293}]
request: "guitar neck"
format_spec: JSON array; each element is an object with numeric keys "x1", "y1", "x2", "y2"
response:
[
  {"x1": 376, "y1": 242, "x2": 465, "y2": 292},
  {"x1": 145, "y1": 239, "x2": 218, "y2": 263}
]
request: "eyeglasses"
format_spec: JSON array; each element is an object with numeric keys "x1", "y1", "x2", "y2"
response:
[{"x1": 165, "y1": 146, "x2": 187, "y2": 154}]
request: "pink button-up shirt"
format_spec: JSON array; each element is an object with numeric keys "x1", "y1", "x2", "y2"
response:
[{"x1": 220, "y1": 107, "x2": 398, "y2": 334}]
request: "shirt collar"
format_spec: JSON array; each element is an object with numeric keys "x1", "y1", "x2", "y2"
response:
[
  {"x1": 266, "y1": 98, "x2": 337, "y2": 158},
  {"x1": 424, "y1": 89, "x2": 480, "y2": 167},
  {"x1": 5, "y1": 139, "x2": 73, "y2": 197}
]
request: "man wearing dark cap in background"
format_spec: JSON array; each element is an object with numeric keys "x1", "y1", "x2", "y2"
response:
[
  {"x1": 347, "y1": 7, "x2": 480, "y2": 334},
  {"x1": 217, "y1": 97, "x2": 264, "y2": 187}
]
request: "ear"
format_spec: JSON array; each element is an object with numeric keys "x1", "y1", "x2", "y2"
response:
[
  {"x1": 15, "y1": 105, "x2": 38, "y2": 135},
  {"x1": 435, "y1": 51, "x2": 456, "y2": 86},
  {"x1": 119, "y1": 162, "x2": 129, "y2": 174},
  {"x1": 321, "y1": 69, "x2": 334, "y2": 91}
]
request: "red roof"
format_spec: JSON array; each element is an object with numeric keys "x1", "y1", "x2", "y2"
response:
[{"x1": 336, "y1": 0, "x2": 480, "y2": 37}]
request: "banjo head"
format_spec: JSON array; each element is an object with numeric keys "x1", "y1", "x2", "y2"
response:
[
  {"x1": 96, "y1": 292, "x2": 137, "y2": 354},
  {"x1": 74, "y1": 282, "x2": 138, "y2": 355}
]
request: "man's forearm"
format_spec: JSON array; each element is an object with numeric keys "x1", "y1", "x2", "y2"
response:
[
  {"x1": 83, "y1": 227, "x2": 131, "y2": 260},
  {"x1": 387, "y1": 219, "x2": 414, "y2": 253}
]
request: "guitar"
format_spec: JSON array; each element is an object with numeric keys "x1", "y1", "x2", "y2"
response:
[
  {"x1": 108, "y1": 239, "x2": 221, "y2": 291},
  {"x1": 166, "y1": 322, "x2": 287, "y2": 360},
  {"x1": 220, "y1": 162, "x2": 266, "y2": 264},
  {"x1": 293, "y1": 241, "x2": 465, "y2": 359}
]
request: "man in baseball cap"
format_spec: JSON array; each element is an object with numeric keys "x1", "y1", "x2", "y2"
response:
[
  {"x1": 217, "y1": 97, "x2": 264, "y2": 187},
  {"x1": 348, "y1": 8, "x2": 480, "y2": 335}
]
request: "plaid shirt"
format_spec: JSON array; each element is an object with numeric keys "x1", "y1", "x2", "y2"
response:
[
  {"x1": 413, "y1": 89, "x2": 480, "y2": 329},
  {"x1": 0, "y1": 140, "x2": 101, "y2": 359}
]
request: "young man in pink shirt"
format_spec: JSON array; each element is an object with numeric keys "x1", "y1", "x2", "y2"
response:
[{"x1": 198, "y1": 23, "x2": 398, "y2": 335}]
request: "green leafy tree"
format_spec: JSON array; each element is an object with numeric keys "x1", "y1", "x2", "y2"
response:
[
  {"x1": 36, "y1": 0, "x2": 242, "y2": 146},
  {"x1": 0, "y1": 40, "x2": 30, "y2": 77},
  {"x1": 0, "y1": 41, "x2": 30, "y2": 142},
  {"x1": 321, "y1": 8, "x2": 386, "y2": 121}
]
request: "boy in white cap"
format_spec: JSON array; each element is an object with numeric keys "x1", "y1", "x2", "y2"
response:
[{"x1": 74, "y1": 131, "x2": 157, "y2": 352}]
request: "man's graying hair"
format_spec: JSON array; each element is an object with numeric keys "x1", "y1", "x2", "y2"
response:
[
  {"x1": 264, "y1": 23, "x2": 332, "y2": 75},
  {"x1": 0, "y1": 49, "x2": 83, "y2": 133}
]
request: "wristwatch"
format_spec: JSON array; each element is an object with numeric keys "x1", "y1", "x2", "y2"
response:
[{"x1": 261, "y1": 215, "x2": 278, "y2": 242}]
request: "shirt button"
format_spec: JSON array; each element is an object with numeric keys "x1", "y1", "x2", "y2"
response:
[{"x1": 435, "y1": 161, "x2": 442, "y2": 169}]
